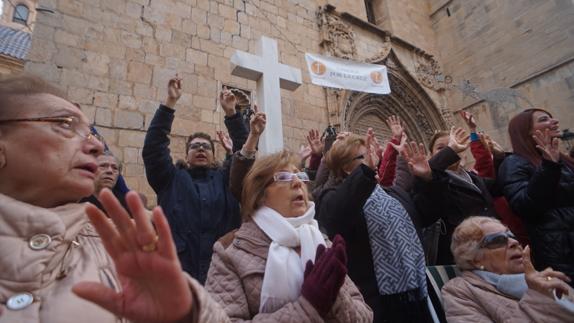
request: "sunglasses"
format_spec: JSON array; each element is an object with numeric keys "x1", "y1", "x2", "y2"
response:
[
  {"x1": 273, "y1": 171, "x2": 310, "y2": 183},
  {"x1": 188, "y1": 142, "x2": 212, "y2": 151},
  {"x1": 479, "y1": 231, "x2": 516, "y2": 249}
]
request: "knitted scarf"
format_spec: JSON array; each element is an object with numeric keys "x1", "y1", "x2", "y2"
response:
[{"x1": 363, "y1": 185, "x2": 428, "y2": 298}]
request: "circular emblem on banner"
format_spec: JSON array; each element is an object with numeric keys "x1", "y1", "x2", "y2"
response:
[
  {"x1": 311, "y1": 61, "x2": 327, "y2": 75},
  {"x1": 370, "y1": 71, "x2": 383, "y2": 84}
]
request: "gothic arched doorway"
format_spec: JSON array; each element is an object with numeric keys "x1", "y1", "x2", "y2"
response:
[{"x1": 342, "y1": 52, "x2": 446, "y2": 147}]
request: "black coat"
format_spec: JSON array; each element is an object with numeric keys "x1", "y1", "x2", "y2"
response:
[
  {"x1": 498, "y1": 154, "x2": 574, "y2": 284},
  {"x1": 142, "y1": 105, "x2": 248, "y2": 283},
  {"x1": 315, "y1": 165, "x2": 435, "y2": 323},
  {"x1": 413, "y1": 147, "x2": 498, "y2": 264}
]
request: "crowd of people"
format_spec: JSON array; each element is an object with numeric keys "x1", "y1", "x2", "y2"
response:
[{"x1": 0, "y1": 72, "x2": 573, "y2": 323}]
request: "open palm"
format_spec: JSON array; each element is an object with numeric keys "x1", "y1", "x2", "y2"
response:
[{"x1": 73, "y1": 190, "x2": 192, "y2": 323}]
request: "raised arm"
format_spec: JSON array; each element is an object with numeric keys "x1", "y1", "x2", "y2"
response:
[
  {"x1": 228, "y1": 108, "x2": 266, "y2": 201},
  {"x1": 142, "y1": 76, "x2": 182, "y2": 193},
  {"x1": 220, "y1": 89, "x2": 249, "y2": 152}
]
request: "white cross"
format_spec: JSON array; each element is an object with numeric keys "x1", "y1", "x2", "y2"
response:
[{"x1": 230, "y1": 36, "x2": 302, "y2": 154}]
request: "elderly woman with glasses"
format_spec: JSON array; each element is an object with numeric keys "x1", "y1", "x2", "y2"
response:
[
  {"x1": 205, "y1": 150, "x2": 373, "y2": 322},
  {"x1": 442, "y1": 216, "x2": 574, "y2": 322},
  {"x1": 0, "y1": 74, "x2": 230, "y2": 322}
]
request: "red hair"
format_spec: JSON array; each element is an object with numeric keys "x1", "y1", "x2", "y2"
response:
[{"x1": 508, "y1": 108, "x2": 574, "y2": 169}]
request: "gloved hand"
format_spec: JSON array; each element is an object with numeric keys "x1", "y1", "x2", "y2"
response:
[{"x1": 301, "y1": 234, "x2": 348, "y2": 317}]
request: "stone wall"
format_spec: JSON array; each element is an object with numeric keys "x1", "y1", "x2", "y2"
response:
[
  {"x1": 372, "y1": 0, "x2": 437, "y2": 53},
  {"x1": 431, "y1": 0, "x2": 574, "y2": 149},
  {"x1": 26, "y1": 0, "x2": 329, "y2": 204}
]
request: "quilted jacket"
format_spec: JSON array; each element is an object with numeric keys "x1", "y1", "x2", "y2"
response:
[
  {"x1": 205, "y1": 220, "x2": 373, "y2": 322},
  {"x1": 0, "y1": 193, "x2": 229, "y2": 323},
  {"x1": 442, "y1": 271, "x2": 574, "y2": 322}
]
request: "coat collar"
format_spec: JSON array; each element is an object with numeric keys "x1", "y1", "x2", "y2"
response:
[
  {"x1": 233, "y1": 221, "x2": 272, "y2": 260},
  {"x1": 0, "y1": 193, "x2": 89, "y2": 283}
]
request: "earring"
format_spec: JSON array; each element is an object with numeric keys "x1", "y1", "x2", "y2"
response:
[{"x1": 479, "y1": 265, "x2": 485, "y2": 270}]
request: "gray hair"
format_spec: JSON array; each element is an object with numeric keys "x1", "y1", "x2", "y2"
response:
[{"x1": 451, "y1": 216, "x2": 503, "y2": 270}]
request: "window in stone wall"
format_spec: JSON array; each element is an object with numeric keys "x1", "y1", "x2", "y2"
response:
[
  {"x1": 221, "y1": 85, "x2": 253, "y2": 131},
  {"x1": 12, "y1": 4, "x2": 30, "y2": 25},
  {"x1": 365, "y1": 0, "x2": 376, "y2": 24}
]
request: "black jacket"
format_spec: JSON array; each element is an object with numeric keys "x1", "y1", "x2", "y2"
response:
[
  {"x1": 315, "y1": 165, "x2": 436, "y2": 322},
  {"x1": 499, "y1": 154, "x2": 574, "y2": 284},
  {"x1": 413, "y1": 147, "x2": 498, "y2": 264},
  {"x1": 142, "y1": 105, "x2": 248, "y2": 283}
]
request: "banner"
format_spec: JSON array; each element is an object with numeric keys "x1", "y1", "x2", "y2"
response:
[{"x1": 305, "y1": 53, "x2": 391, "y2": 94}]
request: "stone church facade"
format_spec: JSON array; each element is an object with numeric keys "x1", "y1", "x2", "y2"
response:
[{"x1": 17, "y1": 0, "x2": 574, "y2": 202}]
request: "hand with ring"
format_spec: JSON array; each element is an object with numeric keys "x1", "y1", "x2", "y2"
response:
[
  {"x1": 523, "y1": 245, "x2": 572, "y2": 299},
  {"x1": 72, "y1": 189, "x2": 193, "y2": 322}
]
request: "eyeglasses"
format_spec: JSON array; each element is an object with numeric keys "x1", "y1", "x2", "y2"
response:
[
  {"x1": 479, "y1": 231, "x2": 516, "y2": 249},
  {"x1": 188, "y1": 142, "x2": 212, "y2": 151},
  {"x1": 0, "y1": 116, "x2": 98, "y2": 142},
  {"x1": 273, "y1": 171, "x2": 310, "y2": 183}
]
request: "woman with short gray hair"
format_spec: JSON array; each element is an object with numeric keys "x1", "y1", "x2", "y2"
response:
[{"x1": 442, "y1": 216, "x2": 574, "y2": 322}]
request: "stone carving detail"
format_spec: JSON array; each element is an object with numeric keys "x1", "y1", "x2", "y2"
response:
[
  {"x1": 458, "y1": 80, "x2": 533, "y2": 110},
  {"x1": 415, "y1": 55, "x2": 453, "y2": 91},
  {"x1": 342, "y1": 54, "x2": 447, "y2": 144},
  {"x1": 439, "y1": 106, "x2": 455, "y2": 127},
  {"x1": 317, "y1": 8, "x2": 357, "y2": 59},
  {"x1": 366, "y1": 36, "x2": 392, "y2": 64}
]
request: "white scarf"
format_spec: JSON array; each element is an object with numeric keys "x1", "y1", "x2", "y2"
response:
[{"x1": 252, "y1": 202, "x2": 325, "y2": 313}]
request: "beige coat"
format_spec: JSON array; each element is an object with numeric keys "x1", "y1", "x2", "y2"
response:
[
  {"x1": 0, "y1": 193, "x2": 229, "y2": 323},
  {"x1": 205, "y1": 220, "x2": 373, "y2": 322},
  {"x1": 442, "y1": 271, "x2": 574, "y2": 323}
]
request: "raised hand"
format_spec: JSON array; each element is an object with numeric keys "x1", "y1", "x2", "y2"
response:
[
  {"x1": 216, "y1": 130, "x2": 233, "y2": 154},
  {"x1": 386, "y1": 115, "x2": 404, "y2": 140},
  {"x1": 299, "y1": 144, "x2": 312, "y2": 161},
  {"x1": 402, "y1": 141, "x2": 432, "y2": 181},
  {"x1": 448, "y1": 126, "x2": 470, "y2": 153},
  {"x1": 459, "y1": 110, "x2": 477, "y2": 132},
  {"x1": 306, "y1": 129, "x2": 324, "y2": 156},
  {"x1": 364, "y1": 128, "x2": 380, "y2": 170},
  {"x1": 166, "y1": 75, "x2": 182, "y2": 109},
  {"x1": 390, "y1": 132, "x2": 408, "y2": 154},
  {"x1": 73, "y1": 189, "x2": 192, "y2": 322},
  {"x1": 249, "y1": 104, "x2": 266, "y2": 136},
  {"x1": 219, "y1": 87, "x2": 237, "y2": 117},
  {"x1": 523, "y1": 245, "x2": 572, "y2": 299},
  {"x1": 533, "y1": 129, "x2": 561, "y2": 163}
]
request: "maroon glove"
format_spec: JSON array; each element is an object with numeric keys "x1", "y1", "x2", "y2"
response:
[{"x1": 301, "y1": 234, "x2": 348, "y2": 317}]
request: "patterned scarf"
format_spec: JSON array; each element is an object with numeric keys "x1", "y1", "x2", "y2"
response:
[{"x1": 363, "y1": 185, "x2": 428, "y2": 298}]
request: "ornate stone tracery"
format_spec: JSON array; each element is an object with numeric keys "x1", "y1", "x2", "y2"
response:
[
  {"x1": 415, "y1": 55, "x2": 453, "y2": 92},
  {"x1": 315, "y1": 7, "x2": 448, "y2": 144},
  {"x1": 342, "y1": 52, "x2": 447, "y2": 146},
  {"x1": 317, "y1": 7, "x2": 357, "y2": 59}
]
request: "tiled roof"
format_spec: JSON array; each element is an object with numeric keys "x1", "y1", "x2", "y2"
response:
[{"x1": 0, "y1": 25, "x2": 31, "y2": 60}]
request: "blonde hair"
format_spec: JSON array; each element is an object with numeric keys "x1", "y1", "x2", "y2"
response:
[
  {"x1": 451, "y1": 216, "x2": 503, "y2": 270},
  {"x1": 241, "y1": 150, "x2": 300, "y2": 219},
  {"x1": 325, "y1": 134, "x2": 365, "y2": 179}
]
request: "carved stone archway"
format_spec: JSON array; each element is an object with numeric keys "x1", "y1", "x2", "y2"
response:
[{"x1": 342, "y1": 52, "x2": 446, "y2": 147}]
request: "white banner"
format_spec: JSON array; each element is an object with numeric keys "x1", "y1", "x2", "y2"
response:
[{"x1": 305, "y1": 53, "x2": 391, "y2": 94}]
